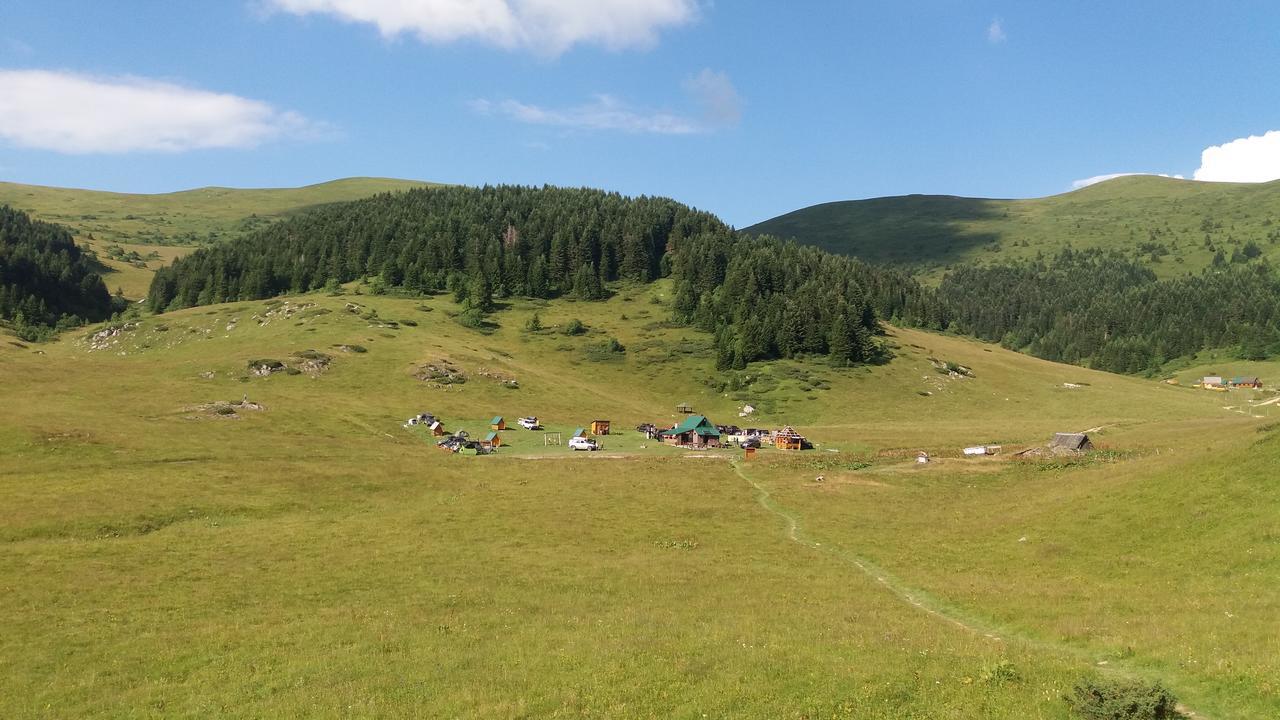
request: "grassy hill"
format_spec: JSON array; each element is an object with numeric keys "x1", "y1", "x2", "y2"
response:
[
  {"x1": 2, "y1": 281, "x2": 1276, "y2": 718},
  {"x1": 0, "y1": 177, "x2": 435, "y2": 298},
  {"x1": 745, "y1": 176, "x2": 1280, "y2": 280}
]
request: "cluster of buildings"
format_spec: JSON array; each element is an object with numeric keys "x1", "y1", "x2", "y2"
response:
[
  {"x1": 637, "y1": 412, "x2": 811, "y2": 451},
  {"x1": 1198, "y1": 376, "x2": 1263, "y2": 391}
]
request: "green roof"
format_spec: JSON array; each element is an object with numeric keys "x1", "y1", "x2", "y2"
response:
[
  {"x1": 484, "y1": 432, "x2": 498, "y2": 442},
  {"x1": 572, "y1": 427, "x2": 586, "y2": 437},
  {"x1": 490, "y1": 416, "x2": 503, "y2": 424},
  {"x1": 658, "y1": 414, "x2": 720, "y2": 438}
]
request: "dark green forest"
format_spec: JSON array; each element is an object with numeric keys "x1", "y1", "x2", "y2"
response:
[
  {"x1": 0, "y1": 205, "x2": 113, "y2": 339},
  {"x1": 148, "y1": 186, "x2": 940, "y2": 366},
  {"x1": 939, "y1": 248, "x2": 1280, "y2": 372}
]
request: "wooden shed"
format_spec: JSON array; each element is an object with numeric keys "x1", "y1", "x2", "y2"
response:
[
  {"x1": 657, "y1": 415, "x2": 721, "y2": 448},
  {"x1": 590, "y1": 419, "x2": 611, "y2": 436},
  {"x1": 429, "y1": 420, "x2": 446, "y2": 436},
  {"x1": 483, "y1": 431, "x2": 502, "y2": 447},
  {"x1": 490, "y1": 416, "x2": 506, "y2": 431},
  {"x1": 773, "y1": 426, "x2": 806, "y2": 450},
  {"x1": 571, "y1": 427, "x2": 588, "y2": 439},
  {"x1": 676, "y1": 402, "x2": 694, "y2": 414}
]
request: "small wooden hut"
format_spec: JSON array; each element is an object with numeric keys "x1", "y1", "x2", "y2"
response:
[{"x1": 590, "y1": 419, "x2": 611, "y2": 436}]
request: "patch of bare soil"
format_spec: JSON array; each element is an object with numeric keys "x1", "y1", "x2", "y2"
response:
[{"x1": 184, "y1": 397, "x2": 266, "y2": 420}]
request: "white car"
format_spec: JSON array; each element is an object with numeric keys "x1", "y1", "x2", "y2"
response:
[
  {"x1": 568, "y1": 436, "x2": 599, "y2": 451},
  {"x1": 518, "y1": 416, "x2": 541, "y2": 430}
]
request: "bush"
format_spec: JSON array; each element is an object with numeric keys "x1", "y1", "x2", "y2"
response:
[
  {"x1": 563, "y1": 318, "x2": 587, "y2": 336},
  {"x1": 525, "y1": 312, "x2": 543, "y2": 332},
  {"x1": 1066, "y1": 677, "x2": 1180, "y2": 720}
]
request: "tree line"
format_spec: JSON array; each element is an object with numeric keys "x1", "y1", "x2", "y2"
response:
[
  {"x1": 148, "y1": 185, "x2": 943, "y2": 366},
  {"x1": 939, "y1": 248, "x2": 1280, "y2": 372},
  {"x1": 0, "y1": 205, "x2": 114, "y2": 339}
]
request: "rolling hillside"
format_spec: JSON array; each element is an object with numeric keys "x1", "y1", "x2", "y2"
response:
[
  {"x1": 745, "y1": 176, "x2": 1280, "y2": 279},
  {"x1": 2, "y1": 281, "x2": 1276, "y2": 718},
  {"x1": 0, "y1": 177, "x2": 435, "y2": 298}
]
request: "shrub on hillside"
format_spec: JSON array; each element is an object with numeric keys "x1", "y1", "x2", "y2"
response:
[
  {"x1": 563, "y1": 318, "x2": 586, "y2": 336},
  {"x1": 1066, "y1": 677, "x2": 1181, "y2": 720}
]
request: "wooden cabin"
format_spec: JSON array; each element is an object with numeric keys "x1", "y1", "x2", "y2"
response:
[
  {"x1": 490, "y1": 416, "x2": 506, "y2": 431},
  {"x1": 483, "y1": 431, "x2": 502, "y2": 448},
  {"x1": 572, "y1": 427, "x2": 588, "y2": 439},
  {"x1": 773, "y1": 426, "x2": 806, "y2": 450},
  {"x1": 429, "y1": 420, "x2": 446, "y2": 436},
  {"x1": 1230, "y1": 376, "x2": 1263, "y2": 389},
  {"x1": 590, "y1": 419, "x2": 611, "y2": 436},
  {"x1": 676, "y1": 402, "x2": 694, "y2": 414},
  {"x1": 657, "y1": 415, "x2": 721, "y2": 448}
]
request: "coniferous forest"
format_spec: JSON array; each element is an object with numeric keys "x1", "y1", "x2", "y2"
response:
[
  {"x1": 939, "y1": 249, "x2": 1280, "y2": 372},
  {"x1": 0, "y1": 205, "x2": 113, "y2": 338},
  {"x1": 140, "y1": 186, "x2": 1280, "y2": 373},
  {"x1": 148, "y1": 186, "x2": 940, "y2": 366}
]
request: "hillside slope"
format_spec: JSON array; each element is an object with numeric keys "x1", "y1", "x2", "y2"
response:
[
  {"x1": 745, "y1": 176, "x2": 1280, "y2": 279},
  {"x1": 2, "y1": 283, "x2": 1275, "y2": 717},
  {"x1": 0, "y1": 177, "x2": 435, "y2": 298}
]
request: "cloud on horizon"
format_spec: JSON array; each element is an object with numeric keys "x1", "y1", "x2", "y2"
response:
[
  {"x1": 0, "y1": 69, "x2": 326, "y2": 154},
  {"x1": 1194, "y1": 130, "x2": 1280, "y2": 183},
  {"x1": 1071, "y1": 172, "x2": 1183, "y2": 190},
  {"x1": 473, "y1": 68, "x2": 740, "y2": 135},
  {"x1": 265, "y1": 0, "x2": 699, "y2": 55}
]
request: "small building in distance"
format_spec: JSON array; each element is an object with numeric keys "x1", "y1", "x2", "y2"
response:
[
  {"x1": 572, "y1": 427, "x2": 588, "y2": 439},
  {"x1": 590, "y1": 419, "x2": 611, "y2": 436},
  {"x1": 1049, "y1": 433, "x2": 1093, "y2": 452},
  {"x1": 1201, "y1": 376, "x2": 1226, "y2": 388},
  {"x1": 676, "y1": 402, "x2": 694, "y2": 414},
  {"x1": 1230, "y1": 376, "x2": 1263, "y2": 389},
  {"x1": 429, "y1": 420, "x2": 446, "y2": 436},
  {"x1": 483, "y1": 431, "x2": 502, "y2": 448},
  {"x1": 773, "y1": 426, "x2": 808, "y2": 450},
  {"x1": 490, "y1": 416, "x2": 506, "y2": 431},
  {"x1": 658, "y1": 415, "x2": 722, "y2": 448}
]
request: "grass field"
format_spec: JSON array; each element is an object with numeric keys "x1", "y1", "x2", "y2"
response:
[
  {"x1": 744, "y1": 175, "x2": 1280, "y2": 280},
  {"x1": 0, "y1": 177, "x2": 434, "y2": 300},
  {"x1": 2, "y1": 282, "x2": 1276, "y2": 718}
]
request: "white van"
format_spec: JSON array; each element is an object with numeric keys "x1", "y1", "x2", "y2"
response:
[{"x1": 569, "y1": 436, "x2": 599, "y2": 451}]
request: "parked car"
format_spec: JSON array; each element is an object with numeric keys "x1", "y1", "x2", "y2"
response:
[
  {"x1": 518, "y1": 416, "x2": 541, "y2": 430},
  {"x1": 569, "y1": 436, "x2": 600, "y2": 451},
  {"x1": 740, "y1": 437, "x2": 761, "y2": 450}
]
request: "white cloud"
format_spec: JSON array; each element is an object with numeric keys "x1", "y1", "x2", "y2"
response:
[
  {"x1": 474, "y1": 67, "x2": 739, "y2": 135},
  {"x1": 473, "y1": 95, "x2": 701, "y2": 134},
  {"x1": 266, "y1": 0, "x2": 699, "y2": 55},
  {"x1": 683, "y1": 68, "x2": 742, "y2": 127},
  {"x1": 1194, "y1": 130, "x2": 1280, "y2": 183},
  {"x1": 0, "y1": 69, "x2": 325, "y2": 154},
  {"x1": 987, "y1": 18, "x2": 1006, "y2": 44},
  {"x1": 1071, "y1": 172, "x2": 1183, "y2": 190}
]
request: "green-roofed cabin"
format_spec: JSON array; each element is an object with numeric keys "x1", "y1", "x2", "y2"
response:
[
  {"x1": 483, "y1": 431, "x2": 502, "y2": 447},
  {"x1": 656, "y1": 415, "x2": 722, "y2": 448},
  {"x1": 490, "y1": 416, "x2": 506, "y2": 431},
  {"x1": 572, "y1": 427, "x2": 587, "y2": 439}
]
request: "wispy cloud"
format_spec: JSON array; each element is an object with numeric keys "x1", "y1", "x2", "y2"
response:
[
  {"x1": 3, "y1": 38, "x2": 33, "y2": 55},
  {"x1": 265, "y1": 0, "x2": 699, "y2": 56},
  {"x1": 472, "y1": 95, "x2": 701, "y2": 135},
  {"x1": 987, "y1": 17, "x2": 1006, "y2": 44},
  {"x1": 473, "y1": 68, "x2": 741, "y2": 135},
  {"x1": 1071, "y1": 172, "x2": 1183, "y2": 190},
  {"x1": 0, "y1": 69, "x2": 328, "y2": 154},
  {"x1": 1194, "y1": 130, "x2": 1280, "y2": 183}
]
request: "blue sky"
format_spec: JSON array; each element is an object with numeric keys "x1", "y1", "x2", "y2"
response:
[{"x1": 2, "y1": 1, "x2": 1279, "y2": 226}]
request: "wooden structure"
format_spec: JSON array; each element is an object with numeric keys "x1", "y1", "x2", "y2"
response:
[
  {"x1": 1201, "y1": 376, "x2": 1226, "y2": 388},
  {"x1": 1049, "y1": 433, "x2": 1093, "y2": 451},
  {"x1": 773, "y1": 426, "x2": 806, "y2": 450},
  {"x1": 490, "y1": 416, "x2": 506, "y2": 431},
  {"x1": 429, "y1": 420, "x2": 446, "y2": 436},
  {"x1": 543, "y1": 432, "x2": 562, "y2": 446},
  {"x1": 744, "y1": 447, "x2": 757, "y2": 460},
  {"x1": 571, "y1": 427, "x2": 587, "y2": 439},
  {"x1": 657, "y1": 415, "x2": 722, "y2": 448},
  {"x1": 676, "y1": 402, "x2": 694, "y2": 414},
  {"x1": 1230, "y1": 376, "x2": 1263, "y2": 389},
  {"x1": 483, "y1": 431, "x2": 502, "y2": 448},
  {"x1": 590, "y1": 419, "x2": 611, "y2": 436}
]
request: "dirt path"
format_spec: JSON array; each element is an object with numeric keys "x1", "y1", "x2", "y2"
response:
[{"x1": 731, "y1": 460, "x2": 1209, "y2": 719}]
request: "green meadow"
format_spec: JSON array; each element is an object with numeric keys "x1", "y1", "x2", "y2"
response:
[
  {"x1": 3, "y1": 281, "x2": 1276, "y2": 718},
  {"x1": 745, "y1": 175, "x2": 1280, "y2": 280}
]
